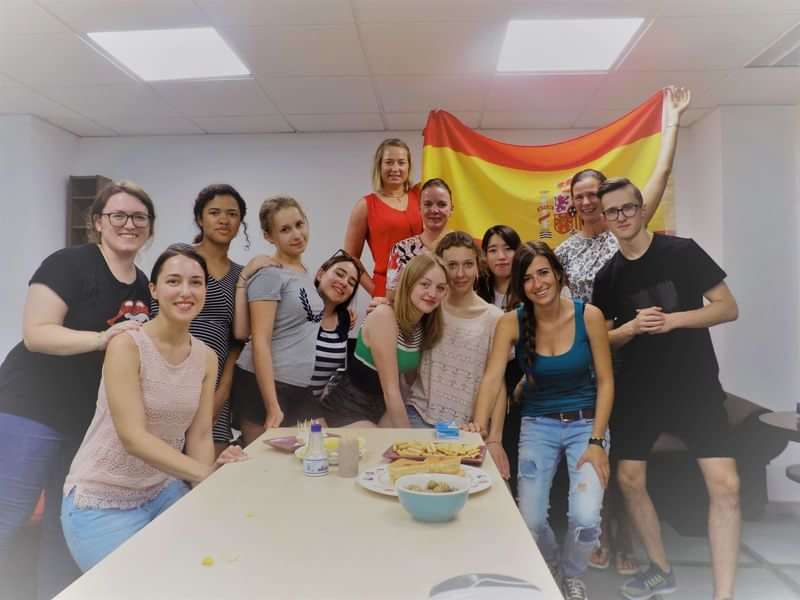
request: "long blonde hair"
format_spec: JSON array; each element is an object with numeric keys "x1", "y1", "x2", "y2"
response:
[
  {"x1": 393, "y1": 253, "x2": 447, "y2": 350},
  {"x1": 371, "y1": 138, "x2": 412, "y2": 193}
]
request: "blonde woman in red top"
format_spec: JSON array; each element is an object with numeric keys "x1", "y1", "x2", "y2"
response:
[{"x1": 343, "y1": 138, "x2": 422, "y2": 297}]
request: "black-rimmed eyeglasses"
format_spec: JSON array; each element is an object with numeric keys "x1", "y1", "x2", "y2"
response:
[
  {"x1": 102, "y1": 211, "x2": 151, "y2": 228},
  {"x1": 602, "y1": 203, "x2": 640, "y2": 221}
]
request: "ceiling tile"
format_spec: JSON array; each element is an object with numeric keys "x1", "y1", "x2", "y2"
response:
[
  {"x1": 485, "y1": 74, "x2": 606, "y2": 112},
  {"x1": 593, "y1": 70, "x2": 728, "y2": 109},
  {"x1": 192, "y1": 114, "x2": 293, "y2": 133},
  {"x1": 384, "y1": 111, "x2": 481, "y2": 131},
  {"x1": 42, "y1": 114, "x2": 118, "y2": 136},
  {"x1": 714, "y1": 67, "x2": 800, "y2": 105},
  {"x1": 573, "y1": 107, "x2": 630, "y2": 128},
  {"x1": 151, "y1": 79, "x2": 278, "y2": 117},
  {"x1": 224, "y1": 24, "x2": 368, "y2": 77},
  {"x1": 480, "y1": 111, "x2": 578, "y2": 129},
  {"x1": 620, "y1": 15, "x2": 800, "y2": 71},
  {"x1": 0, "y1": 86, "x2": 84, "y2": 119},
  {"x1": 93, "y1": 115, "x2": 204, "y2": 135},
  {"x1": 510, "y1": 0, "x2": 661, "y2": 18},
  {"x1": 0, "y1": 73, "x2": 21, "y2": 86},
  {"x1": 360, "y1": 21, "x2": 507, "y2": 75},
  {"x1": 0, "y1": 33, "x2": 133, "y2": 86},
  {"x1": 287, "y1": 113, "x2": 384, "y2": 132},
  {"x1": 679, "y1": 108, "x2": 710, "y2": 126},
  {"x1": 196, "y1": 0, "x2": 354, "y2": 26},
  {"x1": 658, "y1": 0, "x2": 800, "y2": 16},
  {"x1": 375, "y1": 76, "x2": 489, "y2": 113},
  {"x1": 0, "y1": 1, "x2": 70, "y2": 34},
  {"x1": 261, "y1": 77, "x2": 379, "y2": 114},
  {"x1": 354, "y1": 0, "x2": 511, "y2": 22},
  {"x1": 37, "y1": 84, "x2": 177, "y2": 118},
  {"x1": 37, "y1": 0, "x2": 210, "y2": 32}
]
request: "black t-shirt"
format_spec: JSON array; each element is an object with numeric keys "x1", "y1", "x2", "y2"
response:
[
  {"x1": 592, "y1": 234, "x2": 727, "y2": 404},
  {"x1": 0, "y1": 244, "x2": 151, "y2": 440}
]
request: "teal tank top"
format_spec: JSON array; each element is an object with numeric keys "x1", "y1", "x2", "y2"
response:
[{"x1": 515, "y1": 300, "x2": 597, "y2": 417}]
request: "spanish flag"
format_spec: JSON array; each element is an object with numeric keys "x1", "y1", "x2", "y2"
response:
[{"x1": 421, "y1": 91, "x2": 672, "y2": 245}]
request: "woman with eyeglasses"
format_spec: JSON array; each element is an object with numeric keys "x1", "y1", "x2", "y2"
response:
[
  {"x1": 343, "y1": 138, "x2": 423, "y2": 297},
  {"x1": 0, "y1": 181, "x2": 154, "y2": 598},
  {"x1": 554, "y1": 87, "x2": 690, "y2": 577},
  {"x1": 150, "y1": 184, "x2": 249, "y2": 457},
  {"x1": 384, "y1": 177, "x2": 453, "y2": 302},
  {"x1": 231, "y1": 196, "x2": 363, "y2": 444}
]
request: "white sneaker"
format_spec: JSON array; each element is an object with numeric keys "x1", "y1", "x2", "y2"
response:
[{"x1": 562, "y1": 576, "x2": 588, "y2": 600}]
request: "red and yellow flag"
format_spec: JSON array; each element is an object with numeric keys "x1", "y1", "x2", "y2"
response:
[{"x1": 421, "y1": 91, "x2": 673, "y2": 245}]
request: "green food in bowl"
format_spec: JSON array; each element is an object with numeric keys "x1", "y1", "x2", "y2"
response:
[{"x1": 396, "y1": 474, "x2": 469, "y2": 523}]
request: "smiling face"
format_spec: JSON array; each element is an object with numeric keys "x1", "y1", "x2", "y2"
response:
[
  {"x1": 441, "y1": 245, "x2": 478, "y2": 296},
  {"x1": 266, "y1": 206, "x2": 308, "y2": 258},
  {"x1": 316, "y1": 260, "x2": 359, "y2": 307},
  {"x1": 94, "y1": 191, "x2": 152, "y2": 256},
  {"x1": 420, "y1": 185, "x2": 453, "y2": 232},
  {"x1": 150, "y1": 255, "x2": 207, "y2": 323},
  {"x1": 523, "y1": 255, "x2": 562, "y2": 307},
  {"x1": 197, "y1": 194, "x2": 242, "y2": 245},
  {"x1": 379, "y1": 145, "x2": 410, "y2": 190},
  {"x1": 571, "y1": 176, "x2": 604, "y2": 226},
  {"x1": 485, "y1": 233, "x2": 514, "y2": 280},
  {"x1": 409, "y1": 264, "x2": 448, "y2": 314}
]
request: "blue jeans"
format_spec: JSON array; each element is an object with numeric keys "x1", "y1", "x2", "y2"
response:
[
  {"x1": 518, "y1": 416, "x2": 607, "y2": 578},
  {"x1": 406, "y1": 404, "x2": 434, "y2": 429},
  {"x1": 0, "y1": 413, "x2": 82, "y2": 599},
  {"x1": 61, "y1": 479, "x2": 189, "y2": 572}
]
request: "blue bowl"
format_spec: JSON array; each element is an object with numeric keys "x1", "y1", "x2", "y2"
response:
[{"x1": 396, "y1": 474, "x2": 470, "y2": 523}]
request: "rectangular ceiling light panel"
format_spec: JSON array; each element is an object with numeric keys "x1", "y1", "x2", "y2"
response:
[
  {"x1": 88, "y1": 27, "x2": 250, "y2": 81},
  {"x1": 497, "y1": 18, "x2": 644, "y2": 72}
]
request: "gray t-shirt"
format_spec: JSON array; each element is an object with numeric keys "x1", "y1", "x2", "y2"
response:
[{"x1": 237, "y1": 267, "x2": 323, "y2": 387}]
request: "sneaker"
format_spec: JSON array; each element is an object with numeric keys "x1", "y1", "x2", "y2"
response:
[
  {"x1": 620, "y1": 564, "x2": 677, "y2": 599},
  {"x1": 562, "y1": 577, "x2": 588, "y2": 600},
  {"x1": 547, "y1": 561, "x2": 561, "y2": 588}
]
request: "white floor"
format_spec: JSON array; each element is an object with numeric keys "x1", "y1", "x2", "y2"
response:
[{"x1": 583, "y1": 503, "x2": 800, "y2": 600}]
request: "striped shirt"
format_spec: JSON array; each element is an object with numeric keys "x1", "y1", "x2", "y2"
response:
[{"x1": 310, "y1": 322, "x2": 348, "y2": 397}]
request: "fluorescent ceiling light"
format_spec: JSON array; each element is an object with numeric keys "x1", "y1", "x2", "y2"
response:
[
  {"x1": 88, "y1": 27, "x2": 250, "y2": 81},
  {"x1": 497, "y1": 18, "x2": 644, "y2": 72}
]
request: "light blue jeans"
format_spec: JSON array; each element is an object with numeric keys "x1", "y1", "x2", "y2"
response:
[
  {"x1": 518, "y1": 416, "x2": 607, "y2": 578},
  {"x1": 61, "y1": 479, "x2": 189, "y2": 572},
  {"x1": 406, "y1": 404, "x2": 435, "y2": 429}
]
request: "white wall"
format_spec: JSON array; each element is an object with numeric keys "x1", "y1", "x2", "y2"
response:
[
  {"x1": 678, "y1": 106, "x2": 800, "y2": 502},
  {"x1": 0, "y1": 116, "x2": 77, "y2": 356}
]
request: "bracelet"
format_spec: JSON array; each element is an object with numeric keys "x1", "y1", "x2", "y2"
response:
[{"x1": 486, "y1": 440, "x2": 502, "y2": 445}]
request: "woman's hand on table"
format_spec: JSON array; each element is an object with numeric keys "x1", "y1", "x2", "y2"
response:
[
  {"x1": 486, "y1": 440, "x2": 510, "y2": 480},
  {"x1": 264, "y1": 405, "x2": 284, "y2": 430},
  {"x1": 215, "y1": 445, "x2": 250, "y2": 469},
  {"x1": 577, "y1": 444, "x2": 609, "y2": 488}
]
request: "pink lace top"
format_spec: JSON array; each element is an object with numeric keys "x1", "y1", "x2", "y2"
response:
[{"x1": 64, "y1": 328, "x2": 208, "y2": 510}]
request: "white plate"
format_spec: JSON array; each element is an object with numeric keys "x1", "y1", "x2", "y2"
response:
[{"x1": 357, "y1": 464, "x2": 492, "y2": 497}]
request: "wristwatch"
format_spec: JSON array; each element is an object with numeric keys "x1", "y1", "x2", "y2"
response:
[{"x1": 588, "y1": 437, "x2": 607, "y2": 449}]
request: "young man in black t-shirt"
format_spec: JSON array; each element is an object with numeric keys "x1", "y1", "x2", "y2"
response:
[{"x1": 592, "y1": 178, "x2": 740, "y2": 600}]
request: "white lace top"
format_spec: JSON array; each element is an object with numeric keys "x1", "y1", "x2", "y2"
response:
[
  {"x1": 554, "y1": 230, "x2": 619, "y2": 303},
  {"x1": 64, "y1": 328, "x2": 208, "y2": 510}
]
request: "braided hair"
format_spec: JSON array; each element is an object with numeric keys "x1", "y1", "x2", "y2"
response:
[{"x1": 510, "y1": 241, "x2": 568, "y2": 384}]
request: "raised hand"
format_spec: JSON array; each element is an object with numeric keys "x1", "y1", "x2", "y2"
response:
[{"x1": 665, "y1": 86, "x2": 691, "y2": 126}]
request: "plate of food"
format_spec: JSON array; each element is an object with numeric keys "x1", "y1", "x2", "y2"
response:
[
  {"x1": 294, "y1": 436, "x2": 366, "y2": 465},
  {"x1": 383, "y1": 440, "x2": 487, "y2": 466},
  {"x1": 357, "y1": 457, "x2": 491, "y2": 497}
]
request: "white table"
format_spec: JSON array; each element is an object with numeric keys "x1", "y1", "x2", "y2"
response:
[{"x1": 56, "y1": 428, "x2": 560, "y2": 599}]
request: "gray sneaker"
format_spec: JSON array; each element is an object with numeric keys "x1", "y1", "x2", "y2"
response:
[
  {"x1": 620, "y1": 564, "x2": 677, "y2": 599},
  {"x1": 562, "y1": 576, "x2": 588, "y2": 600}
]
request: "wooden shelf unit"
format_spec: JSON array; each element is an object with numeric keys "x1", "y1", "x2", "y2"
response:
[{"x1": 67, "y1": 175, "x2": 111, "y2": 247}]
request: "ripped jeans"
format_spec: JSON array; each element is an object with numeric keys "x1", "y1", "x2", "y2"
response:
[{"x1": 518, "y1": 415, "x2": 607, "y2": 578}]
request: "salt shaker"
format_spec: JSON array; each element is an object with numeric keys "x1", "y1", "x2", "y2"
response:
[{"x1": 337, "y1": 437, "x2": 359, "y2": 478}]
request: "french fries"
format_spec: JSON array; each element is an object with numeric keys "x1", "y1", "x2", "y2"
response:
[{"x1": 391, "y1": 441, "x2": 481, "y2": 460}]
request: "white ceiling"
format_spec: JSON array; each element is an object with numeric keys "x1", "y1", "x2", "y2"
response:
[{"x1": 1, "y1": 0, "x2": 799, "y2": 136}]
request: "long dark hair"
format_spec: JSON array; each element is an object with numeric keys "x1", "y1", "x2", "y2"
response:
[
  {"x1": 315, "y1": 250, "x2": 364, "y2": 327},
  {"x1": 476, "y1": 225, "x2": 521, "y2": 309},
  {"x1": 192, "y1": 183, "x2": 250, "y2": 249},
  {"x1": 511, "y1": 241, "x2": 566, "y2": 382}
]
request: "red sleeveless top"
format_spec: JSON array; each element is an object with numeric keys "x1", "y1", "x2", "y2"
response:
[{"x1": 365, "y1": 186, "x2": 422, "y2": 297}]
